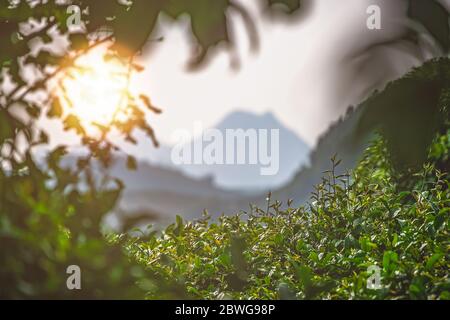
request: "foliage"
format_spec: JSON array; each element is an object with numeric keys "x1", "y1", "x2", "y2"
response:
[
  {"x1": 119, "y1": 58, "x2": 450, "y2": 300},
  {"x1": 356, "y1": 58, "x2": 450, "y2": 171},
  {"x1": 0, "y1": 0, "x2": 163, "y2": 298},
  {"x1": 123, "y1": 129, "x2": 449, "y2": 300}
]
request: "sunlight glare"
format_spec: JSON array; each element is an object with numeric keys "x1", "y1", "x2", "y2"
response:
[{"x1": 57, "y1": 47, "x2": 130, "y2": 128}]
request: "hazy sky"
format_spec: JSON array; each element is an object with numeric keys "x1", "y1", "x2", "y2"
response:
[{"x1": 129, "y1": 0, "x2": 417, "y2": 153}]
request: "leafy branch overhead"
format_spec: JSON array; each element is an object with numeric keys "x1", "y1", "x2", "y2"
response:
[
  {"x1": 0, "y1": 1, "x2": 299, "y2": 67},
  {"x1": 0, "y1": 0, "x2": 303, "y2": 81},
  {"x1": 84, "y1": 0, "x2": 303, "y2": 68},
  {"x1": 0, "y1": 0, "x2": 304, "y2": 169}
]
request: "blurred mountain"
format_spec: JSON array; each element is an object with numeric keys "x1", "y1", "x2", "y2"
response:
[
  {"x1": 152, "y1": 110, "x2": 310, "y2": 191},
  {"x1": 194, "y1": 111, "x2": 310, "y2": 190}
]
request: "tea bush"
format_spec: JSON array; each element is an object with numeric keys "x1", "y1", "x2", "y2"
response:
[{"x1": 121, "y1": 131, "x2": 450, "y2": 300}]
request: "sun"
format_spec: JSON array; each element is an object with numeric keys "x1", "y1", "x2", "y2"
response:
[{"x1": 56, "y1": 47, "x2": 131, "y2": 128}]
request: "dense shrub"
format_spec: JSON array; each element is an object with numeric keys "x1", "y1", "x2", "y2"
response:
[
  {"x1": 121, "y1": 131, "x2": 449, "y2": 300},
  {"x1": 116, "y1": 59, "x2": 450, "y2": 300},
  {"x1": 0, "y1": 154, "x2": 150, "y2": 299}
]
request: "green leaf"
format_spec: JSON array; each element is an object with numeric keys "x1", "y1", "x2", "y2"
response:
[
  {"x1": 0, "y1": 109, "x2": 14, "y2": 143},
  {"x1": 126, "y1": 155, "x2": 137, "y2": 171},
  {"x1": 173, "y1": 215, "x2": 184, "y2": 236},
  {"x1": 425, "y1": 253, "x2": 443, "y2": 271},
  {"x1": 47, "y1": 97, "x2": 63, "y2": 118},
  {"x1": 68, "y1": 33, "x2": 89, "y2": 51},
  {"x1": 383, "y1": 251, "x2": 399, "y2": 274},
  {"x1": 97, "y1": 189, "x2": 122, "y2": 216},
  {"x1": 111, "y1": 0, "x2": 162, "y2": 56},
  {"x1": 47, "y1": 145, "x2": 67, "y2": 169},
  {"x1": 434, "y1": 208, "x2": 449, "y2": 230},
  {"x1": 63, "y1": 114, "x2": 85, "y2": 136},
  {"x1": 25, "y1": 104, "x2": 41, "y2": 118}
]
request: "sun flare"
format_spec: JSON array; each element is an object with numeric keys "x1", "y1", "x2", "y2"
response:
[{"x1": 56, "y1": 47, "x2": 130, "y2": 127}]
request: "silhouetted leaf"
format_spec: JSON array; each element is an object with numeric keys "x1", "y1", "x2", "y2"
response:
[
  {"x1": 408, "y1": 0, "x2": 450, "y2": 52},
  {"x1": 69, "y1": 33, "x2": 89, "y2": 51},
  {"x1": 47, "y1": 97, "x2": 63, "y2": 118},
  {"x1": 63, "y1": 114, "x2": 85, "y2": 136},
  {"x1": 126, "y1": 155, "x2": 137, "y2": 171}
]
